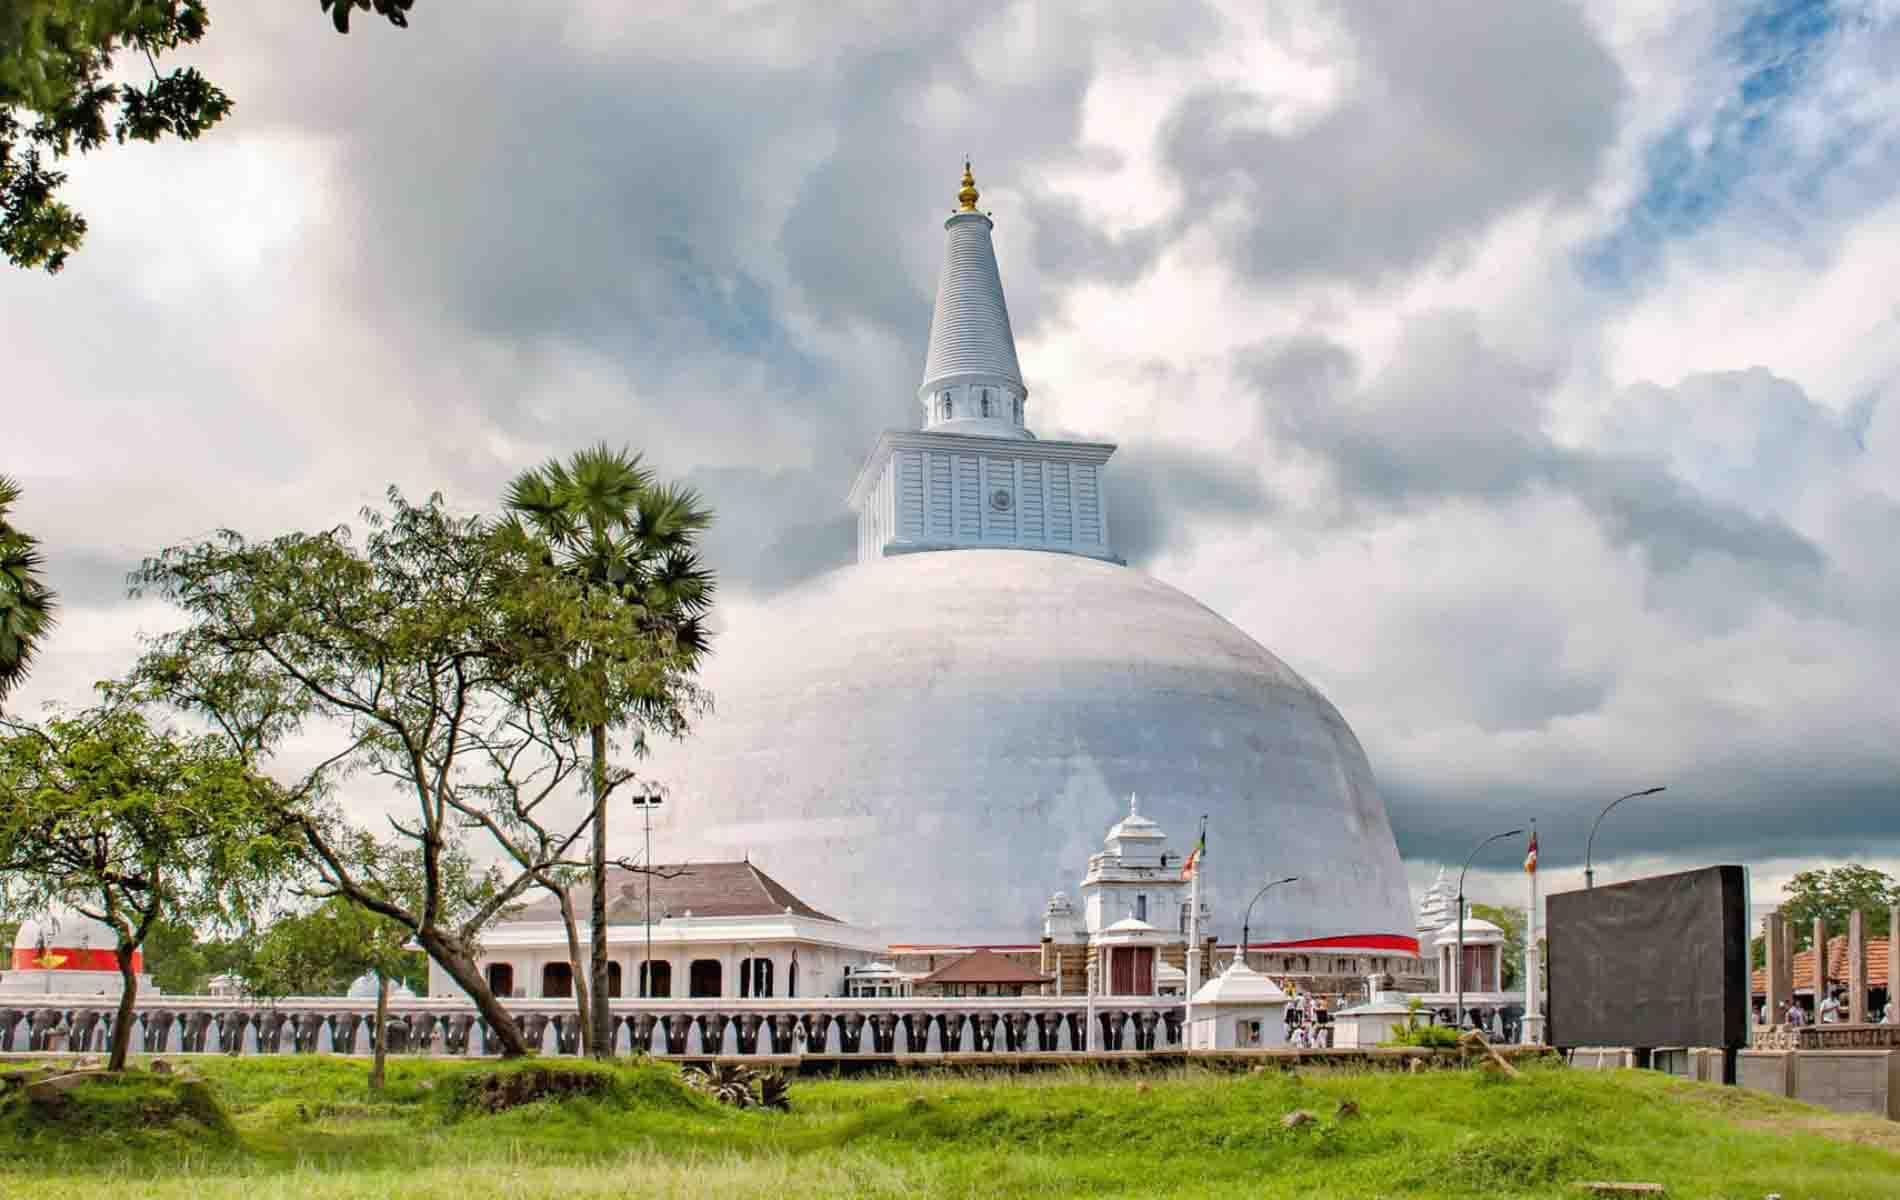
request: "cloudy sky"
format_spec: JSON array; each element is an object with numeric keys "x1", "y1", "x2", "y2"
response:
[{"x1": 7, "y1": 0, "x2": 1899, "y2": 914}]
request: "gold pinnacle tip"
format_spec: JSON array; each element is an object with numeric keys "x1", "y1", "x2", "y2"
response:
[{"x1": 957, "y1": 161, "x2": 980, "y2": 212}]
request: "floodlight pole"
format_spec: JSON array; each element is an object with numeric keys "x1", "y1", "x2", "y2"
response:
[
  {"x1": 1457, "y1": 829, "x2": 1524, "y2": 1030},
  {"x1": 1583, "y1": 787, "x2": 1666, "y2": 889},
  {"x1": 630, "y1": 795, "x2": 663, "y2": 1012},
  {"x1": 1239, "y1": 876, "x2": 1300, "y2": 970}
]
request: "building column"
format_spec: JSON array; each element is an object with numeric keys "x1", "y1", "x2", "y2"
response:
[
  {"x1": 1890, "y1": 905, "x2": 1900, "y2": 1023},
  {"x1": 1813, "y1": 916, "x2": 1829, "y2": 1009},
  {"x1": 1776, "y1": 912, "x2": 1795, "y2": 1017},
  {"x1": 1763, "y1": 910, "x2": 1787, "y2": 1026},
  {"x1": 1848, "y1": 909, "x2": 1868, "y2": 1025}
]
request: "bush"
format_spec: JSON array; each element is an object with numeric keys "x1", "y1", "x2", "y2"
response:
[
  {"x1": 0, "y1": 1072, "x2": 236, "y2": 1156},
  {"x1": 1383, "y1": 1023, "x2": 1461, "y2": 1048}
]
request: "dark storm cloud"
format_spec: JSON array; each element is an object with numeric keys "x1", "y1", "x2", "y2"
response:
[
  {"x1": 683, "y1": 464, "x2": 854, "y2": 595},
  {"x1": 1245, "y1": 315, "x2": 1828, "y2": 585},
  {"x1": 1386, "y1": 768, "x2": 1900, "y2": 878},
  {"x1": 1159, "y1": 0, "x2": 1626, "y2": 284},
  {"x1": 1100, "y1": 443, "x2": 1277, "y2": 566}
]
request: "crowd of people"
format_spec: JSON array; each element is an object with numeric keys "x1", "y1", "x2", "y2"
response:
[
  {"x1": 1758, "y1": 989, "x2": 1899, "y2": 1026},
  {"x1": 1283, "y1": 989, "x2": 1333, "y2": 1048}
]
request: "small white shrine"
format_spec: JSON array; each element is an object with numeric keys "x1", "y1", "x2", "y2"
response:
[
  {"x1": 1332, "y1": 974, "x2": 1420, "y2": 1048},
  {"x1": 1186, "y1": 959, "x2": 1290, "y2": 1049}
]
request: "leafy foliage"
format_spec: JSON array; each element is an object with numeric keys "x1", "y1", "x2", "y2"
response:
[
  {"x1": 1781, "y1": 864, "x2": 1899, "y2": 949},
  {"x1": 1467, "y1": 902, "x2": 1525, "y2": 990},
  {"x1": 1, "y1": 1, "x2": 413, "y2": 273},
  {"x1": 128, "y1": 487, "x2": 684, "y2": 1057},
  {"x1": 244, "y1": 840, "x2": 494, "y2": 998},
  {"x1": 0, "y1": 475, "x2": 57, "y2": 701},
  {"x1": 501, "y1": 443, "x2": 715, "y2": 1058},
  {"x1": 1384, "y1": 1022, "x2": 1461, "y2": 1048},
  {"x1": 0, "y1": 701, "x2": 296, "y2": 1068},
  {"x1": 140, "y1": 916, "x2": 253, "y2": 994}
]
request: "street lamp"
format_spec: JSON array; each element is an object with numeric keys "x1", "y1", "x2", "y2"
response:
[
  {"x1": 629, "y1": 795, "x2": 663, "y2": 1006},
  {"x1": 1239, "y1": 876, "x2": 1300, "y2": 969},
  {"x1": 1457, "y1": 829, "x2": 1524, "y2": 1030},
  {"x1": 1584, "y1": 786, "x2": 1666, "y2": 889}
]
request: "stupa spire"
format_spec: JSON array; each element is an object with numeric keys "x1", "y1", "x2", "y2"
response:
[{"x1": 919, "y1": 160, "x2": 1029, "y2": 439}]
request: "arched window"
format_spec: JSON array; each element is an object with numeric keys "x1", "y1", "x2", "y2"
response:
[
  {"x1": 981, "y1": 390, "x2": 992, "y2": 417},
  {"x1": 738, "y1": 956, "x2": 774, "y2": 999},
  {"x1": 1135, "y1": 894, "x2": 1148, "y2": 922},
  {"x1": 1014, "y1": 396, "x2": 1023, "y2": 423},
  {"x1": 542, "y1": 961, "x2": 573, "y2": 999},
  {"x1": 688, "y1": 959, "x2": 722, "y2": 998},
  {"x1": 640, "y1": 960, "x2": 671, "y2": 998},
  {"x1": 940, "y1": 393, "x2": 953, "y2": 421},
  {"x1": 486, "y1": 962, "x2": 515, "y2": 998},
  {"x1": 787, "y1": 960, "x2": 798, "y2": 998},
  {"x1": 606, "y1": 961, "x2": 623, "y2": 999}
]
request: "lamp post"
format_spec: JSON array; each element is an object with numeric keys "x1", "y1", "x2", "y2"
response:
[
  {"x1": 629, "y1": 795, "x2": 663, "y2": 1008},
  {"x1": 1457, "y1": 829, "x2": 1524, "y2": 1030},
  {"x1": 1239, "y1": 876, "x2": 1300, "y2": 970},
  {"x1": 1583, "y1": 786, "x2": 1666, "y2": 890}
]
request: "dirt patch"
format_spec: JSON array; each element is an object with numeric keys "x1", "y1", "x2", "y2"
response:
[
  {"x1": 1661, "y1": 1078, "x2": 1900, "y2": 1152},
  {"x1": 463, "y1": 1067, "x2": 615, "y2": 1115},
  {"x1": 1732, "y1": 1113, "x2": 1900, "y2": 1152}
]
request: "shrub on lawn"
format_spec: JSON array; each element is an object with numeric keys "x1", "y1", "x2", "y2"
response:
[{"x1": 0, "y1": 1071, "x2": 236, "y2": 1157}]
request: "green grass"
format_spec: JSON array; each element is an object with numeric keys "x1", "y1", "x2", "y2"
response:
[{"x1": 1, "y1": 1055, "x2": 1896, "y2": 1198}]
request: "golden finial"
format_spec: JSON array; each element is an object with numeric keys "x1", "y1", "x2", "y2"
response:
[{"x1": 957, "y1": 160, "x2": 980, "y2": 212}]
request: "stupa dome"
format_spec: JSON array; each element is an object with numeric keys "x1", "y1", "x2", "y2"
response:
[
  {"x1": 638, "y1": 548, "x2": 1415, "y2": 946},
  {"x1": 12, "y1": 910, "x2": 120, "y2": 959}
]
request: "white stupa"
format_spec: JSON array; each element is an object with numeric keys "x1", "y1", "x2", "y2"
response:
[
  {"x1": 2, "y1": 909, "x2": 154, "y2": 996},
  {"x1": 636, "y1": 164, "x2": 1417, "y2": 949}
]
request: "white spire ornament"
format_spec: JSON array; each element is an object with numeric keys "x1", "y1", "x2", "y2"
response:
[{"x1": 919, "y1": 161, "x2": 1030, "y2": 439}]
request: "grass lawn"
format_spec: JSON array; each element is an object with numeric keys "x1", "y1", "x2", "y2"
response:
[{"x1": 2, "y1": 1054, "x2": 1898, "y2": 1199}]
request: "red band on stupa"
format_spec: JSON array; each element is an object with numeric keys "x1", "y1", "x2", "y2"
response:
[
  {"x1": 1245, "y1": 934, "x2": 1420, "y2": 955},
  {"x1": 10, "y1": 947, "x2": 140, "y2": 972}
]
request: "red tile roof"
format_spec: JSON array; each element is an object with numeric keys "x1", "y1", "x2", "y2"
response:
[
  {"x1": 915, "y1": 948, "x2": 1051, "y2": 987},
  {"x1": 1750, "y1": 933, "x2": 1893, "y2": 996},
  {"x1": 507, "y1": 861, "x2": 838, "y2": 924}
]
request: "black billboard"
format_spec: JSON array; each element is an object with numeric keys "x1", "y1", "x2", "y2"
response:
[{"x1": 1547, "y1": 865, "x2": 1747, "y2": 1049}]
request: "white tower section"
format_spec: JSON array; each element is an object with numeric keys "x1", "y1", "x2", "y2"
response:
[
  {"x1": 1078, "y1": 796, "x2": 1188, "y2": 936},
  {"x1": 849, "y1": 163, "x2": 1120, "y2": 565}
]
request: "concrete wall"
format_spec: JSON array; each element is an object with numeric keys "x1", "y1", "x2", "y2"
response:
[
  {"x1": 1792, "y1": 1051, "x2": 1899, "y2": 1120},
  {"x1": 1738, "y1": 1049, "x2": 1900, "y2": 1119},
  {"x1": 1568, "y1": 1047, "x2": 1637, "y2": 1070}
]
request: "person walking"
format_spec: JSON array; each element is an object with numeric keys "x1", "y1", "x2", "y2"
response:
[{"x1": 1819, "y1": 988, "x2": 1842, "y2": 1024}]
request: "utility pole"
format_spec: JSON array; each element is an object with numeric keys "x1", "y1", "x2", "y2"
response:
[{"x1": 630, "y1": 794, "x2": 663, "y2": 1013}]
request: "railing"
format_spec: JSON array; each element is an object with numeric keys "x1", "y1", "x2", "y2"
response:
[
  {"x1": 1750, "y1": 1022, "x2": 1900, "y2": 1051},
  {"x1": 0, "y1": 994, "x2": 1188, "y2": 1057}
]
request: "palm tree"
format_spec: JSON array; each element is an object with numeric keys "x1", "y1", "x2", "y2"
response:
[
  {"x1": 0, "y1": 475, "x2": 58, "y2": 704},
  {"x1": 502, "y1": 445, "x2": 714, "y2": 1058}
]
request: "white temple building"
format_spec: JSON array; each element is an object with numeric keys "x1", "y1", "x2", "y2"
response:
[{"x1": 634, "y1": 164, "x2": 1420, "y2": 958}]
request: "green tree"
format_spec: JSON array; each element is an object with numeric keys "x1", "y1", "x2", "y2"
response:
[
  {"x1": 501, "y1": 444, "x2": 714, "y2": 1058},
  {"x1": 1, "y1": 1, "x2": 412, "y2": 273},
  {"x1": 139, "y1": 915, "x2": 254, "y2": 994},
  {"x1": 0, "y1": 701, "x2": 295, "y2": 1069},
  {"x1": 1780, "y1": 865, "x2": 1899, "y2": 950},
  {"x1": 130, "y1": 488, "x2": 676, "y2": 1058},
  {"x1": 245, "y1": 837, "x2": 493, "y2": 1089},
  {"x1": 1469, "y1": 903, "x2": 1526, "y2": 991},
  {"x1": 0, "y1": 475, "x2": 57, "y2": 703}
]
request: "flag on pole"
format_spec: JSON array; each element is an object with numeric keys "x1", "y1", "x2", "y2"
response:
[
  {"x1": 1524, "y1": 830, "x2": 1538, "y2": 874},
  {"x1": 1181, "y1": 827, "x2": 1206, "y2": 880}
]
